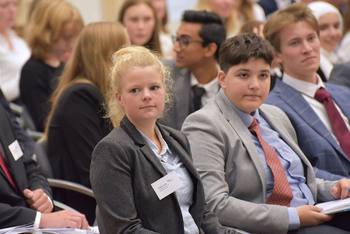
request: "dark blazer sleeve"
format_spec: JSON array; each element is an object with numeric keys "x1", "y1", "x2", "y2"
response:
[
  {"x1": 90, "y1": 130, "x2": 158, "y2": 234},
  {"x1": 0, "y1": 104, "x2": 52, "y2": 228},
  {"x1": 160, "y1": 125, "x2": 234, "y2": 234},
  {"x1": 0, "y1": 89, "x2": 35, "y2": 157},
  {"x1": 48, "y1": 84, "x2": 111, "y2": 187}
]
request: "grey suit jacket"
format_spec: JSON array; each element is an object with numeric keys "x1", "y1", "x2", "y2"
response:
[
  {"x1": 162, "y1": 60, "x2": 193, "y2": 130},
  {"x1": 90, "y1": 116, "x2": 233, "y2": 234},
  {"x1": 329, "y1": 61, "x2": 350, "y2": 88},
  {"x1": 182, "y1": 90, "x2": 336, "y2": 234}
]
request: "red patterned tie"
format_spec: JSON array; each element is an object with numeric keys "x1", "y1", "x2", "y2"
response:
[
  {"x1": 314, "y1": 88, "x2": 350, "y2": 159},
  {"x1": 0, "y1": 151, "x2": 19, "y2": 191},
  {"x1": 249, "y1": 119, "x2": 293, "y2": 206}
]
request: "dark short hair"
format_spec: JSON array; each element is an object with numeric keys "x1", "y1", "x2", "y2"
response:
[
  {"x1": 181, "y1": 10, "x2": 226, "y2": 60},
  {"x1": 219, "y1": 33, "x2": 274, "y2": 73}
]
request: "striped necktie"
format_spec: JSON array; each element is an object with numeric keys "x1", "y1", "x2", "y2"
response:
[
  {"x1": 314, "y1": 87, "x2": 350, "y2": 158},
  {"x1": 0, "y1": 151, "x2": 19, "y2": 192},
  {"x1": 249, "y1": 118, "x2": 293, "y2": 206}
]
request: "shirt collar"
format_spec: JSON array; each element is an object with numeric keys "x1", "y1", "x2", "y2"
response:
[
  {"x1": 137, "y1": 126, "x2": 170, "y2": 155},
  {"x1": 282, "y1": 72, "x2": 325, "y2": 98},
  {"x1": 222, "y1": 91, "x2": 260, "y2": 128},
  {"x1": 190, "y1": 64, "x2": 220, "y2": 92}
]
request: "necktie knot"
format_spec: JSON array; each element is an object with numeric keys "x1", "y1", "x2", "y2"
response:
[
  {"x1": 192, "y1": 85, "x2": 206, "y2": 111},
  {"x1": 314, "y1": 87, "x2": 331, "y2": 103},
  {"x1": 249, "y1": 118, "x2": 259, "y2": 134},
  {"x1": 192, "y1": 85, "x2": 206, "y2": 97}
]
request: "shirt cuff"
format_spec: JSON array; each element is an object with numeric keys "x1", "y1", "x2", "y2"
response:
[
  {"x1": 288, "y1": 207, "x2": 300, "y2": 230},
  {"x1": 34, "y1": 211, "x2": 41, "y2": 228}
]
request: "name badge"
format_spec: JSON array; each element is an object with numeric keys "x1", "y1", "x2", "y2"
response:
[
  {"x1": 151, "y1": 170, "x2": 183, "y2": 200},
  {"x1": 8, "y1": 140, "x2": 23, "y2": 161}
]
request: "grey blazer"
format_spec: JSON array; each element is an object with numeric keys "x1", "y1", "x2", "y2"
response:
[
  {"x1": 182, "y1": 90, "x2": 336, "y2": 234},
  {"x1": 329, "y1": 61, "x2": 350, "y2": 89},
  {"x1": 162, "y1": 59, "x2": 193, "y2": 130},
  {"x1": 90, "y1": 116, "x2": 233, "y2": 234}
]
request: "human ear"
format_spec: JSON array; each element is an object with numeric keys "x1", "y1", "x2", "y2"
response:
[
  {"x1": 115, "y1": 91, "x2": 122, "y2": 105},
  {"x1": 273, "y1": 51, "x2": 283, "y2": 65},
  {"x1": 204, "y1": 42, "x2": 217, "y2": 58},
  {"x1": 218, "y1": 70, "x2": 226, "y2": 89}
]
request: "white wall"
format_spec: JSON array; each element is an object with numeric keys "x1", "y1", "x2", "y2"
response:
[
  {"x1": 66, "y1": 0, "x2": 197, "y2": 29},
  {"x1": 67, "y1": 0, "x2": 104, "y2": 24},
  {"x1": 167, "y1": 0, "x2": 197, "y2": 34}
]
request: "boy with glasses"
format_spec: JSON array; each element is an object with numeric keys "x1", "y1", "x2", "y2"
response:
[{"x1": 163, "y1": 10, "x2": 226, "y2": 130}]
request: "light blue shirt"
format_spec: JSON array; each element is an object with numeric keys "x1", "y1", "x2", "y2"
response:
[
  {"x1": 224, "y1": 94, "x2": 315, "y2": 230},
  {"x1": 138, "y1": 127, "x2": 199, "y2": 234}
]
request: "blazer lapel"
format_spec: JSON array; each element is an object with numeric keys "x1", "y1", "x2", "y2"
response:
[
  {"x1": 274, "y1": 80, "x2": 343, "y2": 154},
  {"x1": 120, "y1": 117, "x2": 167, "y2": 176},
  {"x1": 259, "y1": 108, "x2": 313, "y2": 169},
  {"x1": 0, "y1": 107, "x2": 26, "y2": 192},
  {"x1": 174, "y1": 68, "x2": 193, "y2": 121},
  {"x1": 215, "y1": 91, "x2": 267, "y2": 192},
  {"x1": 160, "y1": 128, "x2": 200, "y2": 181}
]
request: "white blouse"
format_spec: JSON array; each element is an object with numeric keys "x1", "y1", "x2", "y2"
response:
[{"x1": 0, "y1": 29, "x2": 30, "y2": 101}]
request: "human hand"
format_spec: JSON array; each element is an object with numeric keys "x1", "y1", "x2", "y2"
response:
[
  {"x1": 23, "y1": 188, "x2": 53, "y2": 213},
  {"x1": 330, "y1": 178, "x2": 350, "y2": 199},
  {"x1": 252, "y1": 24, "x2": 265, "y2": 39},
  {"x1": 296, "y1": 205, "x2": 333, "y2": 227},
  {"x1": 40, "y1": 210, "x2": 89, "y2": 230}
]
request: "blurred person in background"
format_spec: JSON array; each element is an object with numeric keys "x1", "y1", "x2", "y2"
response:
[
  {"x1": 118, "y1": 0, "x2": 163, "y2": 56},
  {"x1": 308, "y1": 1, "x2": 343, "y2": 81},
  {"x1": 150, "y1": 0, "x2": 173, "y2": 58},
  {"x1": 44, "y1": 22, "x2": 128, "y2": 225},
  {"x1": 19, "y1": 0, "x2": 84, "y2": 132},
  {"x1": 197, "y1": 0, "x2": 265, "y2": 37},
  {"x1": 0, "y1": 0, "x2": 30, "y2": 103}
]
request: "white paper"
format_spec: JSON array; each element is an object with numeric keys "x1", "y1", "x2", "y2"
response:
[
  {"x1": 316, "y1": 197, "x2": 350, "y2": 214},
  {"x1": 8, "y1": 140, "x2": 23, "y2": 161},
  {"x1": 0, "y1": 225, "x2": 99, "y2": 234},
  {"x1": 151, "y1": 170, "x2": 183, "y2": 200}
]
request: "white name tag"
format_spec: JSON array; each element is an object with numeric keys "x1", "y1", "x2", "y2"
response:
[
  {"x1": 8, "y1": 140, "x2": 23, "y2": 161},
  {"x1": 151, "y1": 170, "x2": 183, "y2": 200}
]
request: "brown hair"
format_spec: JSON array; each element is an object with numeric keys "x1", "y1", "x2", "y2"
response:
[
  {"x1": 263, "y1": 2, "x2": 319, "y2": 52},
  {"x1": 219, "y1": 33, "x2": 274, "y2": 73},
  {"x1": 239, "y1": 20, "x2": 265, "y2": 35},
  {"x1": 118, "y1": 0, "x2": 162, "y2": 55},
  {"x1": 44, "y1": 22, "x2": 127, "y2": 137},
  {"x1": 343, "y1": 1, "x2": 350, "y2": 35},
  {"x1": 25, "y1": 0, "x2": 84, "y2": 61}
]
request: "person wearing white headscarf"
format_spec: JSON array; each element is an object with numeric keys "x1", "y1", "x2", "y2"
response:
[
  {"x1": 338, "y1": 1, "x2": 350, "y2": 63},
  {"x1": 308, "y1": 1, "x2": 343, "y2": 81}
]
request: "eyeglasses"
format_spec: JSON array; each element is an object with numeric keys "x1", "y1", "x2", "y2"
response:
[{"x1": 171, "y1": 35, "x2": 204, "y2": 49}]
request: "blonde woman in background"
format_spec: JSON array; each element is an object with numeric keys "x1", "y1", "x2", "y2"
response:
[
  {"x1": 44, "y1": 22, "x2": 128, "y2": 225},
  {"x1": 234, "y1": 0, "x2": 265, "y2": 32},
  {"x1": 19, "y1": 0, "x2": 84, "y2": 132},
  {"x1": 196, "y1": 0, "x2": 237, "y2": 37},
  {"x1": 196, "y1": 0, "x2": 265, "y2": 37},
  {"x1": 0, "y1": 0, "x2": 30, "y2": 102}
]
